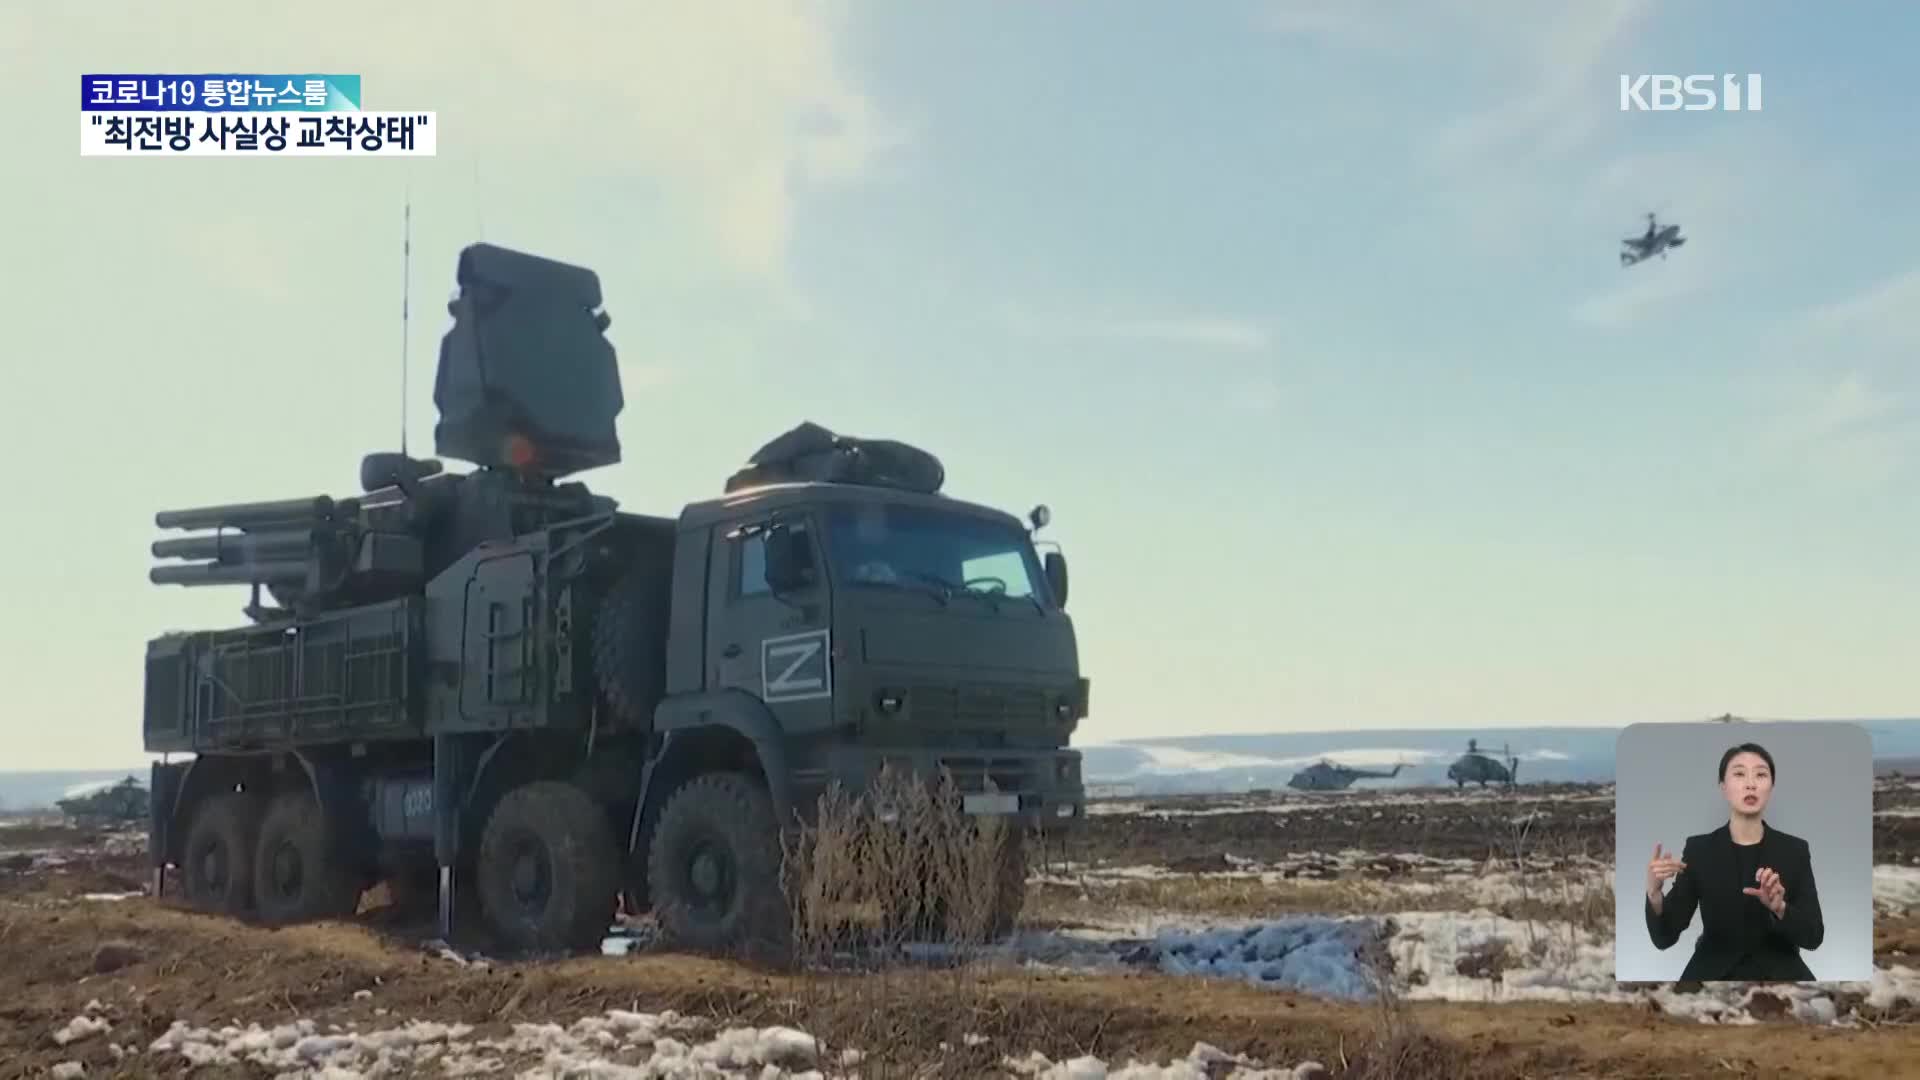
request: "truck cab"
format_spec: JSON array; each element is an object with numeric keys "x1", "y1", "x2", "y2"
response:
[
  {"x1": 621, "y1": 479, "x2": 1087, "y2": 956},
  {"x1": 687, "y1": 482, "x2": 1087, "y2": 826}
]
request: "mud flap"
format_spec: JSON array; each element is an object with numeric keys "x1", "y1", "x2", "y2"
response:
[
  {"x1": 432, "y1": 734, "x2": 469, "y2": 939},
  {"x1": 148, "y1": 761, "x2": 188, "y2": 895}
]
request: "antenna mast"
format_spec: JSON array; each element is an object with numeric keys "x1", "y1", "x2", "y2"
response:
[{"x1": 400, "y1": 191, "x2": 412, "y2": 455}]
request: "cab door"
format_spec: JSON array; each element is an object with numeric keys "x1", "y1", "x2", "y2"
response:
[{"x1": 704, "y1": 512, "x2": 838, "y2": 737}]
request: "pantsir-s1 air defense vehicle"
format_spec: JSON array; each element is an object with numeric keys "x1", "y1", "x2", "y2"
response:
[{"x1": 141, "y1": 242, "x2": 1088, "y2": 957}]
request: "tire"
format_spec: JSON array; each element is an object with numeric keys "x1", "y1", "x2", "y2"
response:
[
  {"x1": 179, "y1": 791, "x2": 260, "y2": 916},
  {"x1": 475, "y1": 781, "x2": 619, "y2": 953},
  {"x1": 252, "y1": 790, "x2": 363, "y2": 925},
  {"x1": 591, "y1": 564, "x2": 671, "y2": 727},
  {"x1": 646, "y1": 772, "x2": 791, "y2": 963}
]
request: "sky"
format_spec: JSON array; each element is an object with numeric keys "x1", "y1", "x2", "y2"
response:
[{"x1": 3, "y1": 2, "x2": 1917, "y2": 769}]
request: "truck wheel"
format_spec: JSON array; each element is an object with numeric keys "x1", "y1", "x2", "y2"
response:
[
  {"x1": 475, "y1": 781, "x2": 618, "y2": 953},
  {"x1": 647, "y1": 772, "x2": 791, "y2": 963},
  {"x1": 591, "y1": 565, "x2": 670, "y2": 727},
  {"x1": 180, "y1": 792, "x2": 260, "y2": 916},
  {"x1": 253, "y1": 790, "x2": 363, "y2": 925}
]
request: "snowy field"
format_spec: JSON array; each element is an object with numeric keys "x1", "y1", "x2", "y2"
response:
[
  {"x1": 15, "y1": 774, "x2": 1920, "y2": 1077},
  {"x1": 46, "y1": 997, "x2": 1334, "y2": 1079},
  {"x1": 990, "y1": 909, "x2": 1920, "y2": 1028},
  {"x1": 1013, "y1": 833, "x2": 1920, "y2": 1030}
]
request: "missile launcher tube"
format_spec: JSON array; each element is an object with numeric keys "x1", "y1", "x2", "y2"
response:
[
  {"x1": 155, "y1": 495, "x2": 341, "y2": 532},
  {"x1": 149, "y1": 559, "x2": 309, "y2": 587},
  {"x1": 150, "y1": 529, "x2": 316, "y2": 563}
]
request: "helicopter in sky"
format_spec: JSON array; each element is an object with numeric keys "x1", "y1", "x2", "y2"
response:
[{"x1": 1620, "y1": 212, "x2": 1685, "y2": 266}]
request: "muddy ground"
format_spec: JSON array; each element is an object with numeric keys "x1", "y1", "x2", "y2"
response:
[{"x1": 3, "y1": 780, "x2": 1918, "y2": 1079}]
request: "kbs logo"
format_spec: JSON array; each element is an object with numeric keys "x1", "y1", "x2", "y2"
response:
[{"x1": 1619, "y1": 74, "x2": 1763, "y2": 112}]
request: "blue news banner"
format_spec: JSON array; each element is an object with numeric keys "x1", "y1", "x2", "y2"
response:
[{"x1": 80, "y1": 74, "x2": 435, "y2": 157}]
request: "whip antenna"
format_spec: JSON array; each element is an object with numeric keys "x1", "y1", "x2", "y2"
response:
[{"x1": 400, "y1": 190, "x2": 412, "y2": 456}]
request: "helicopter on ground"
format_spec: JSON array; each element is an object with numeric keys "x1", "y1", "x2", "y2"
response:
[
  {"x1": 55, "y1": 776, "x2": 148, "y2": 828},
  {"x1": 1447, "y1": 739, "x2": 1520, "y2": 789},
  {"x1": 1286, "y1": 760, "x2": 1405, "y2": 792},
  {"x1": 1620, "y1": 212, "x2": 1685, "y2": 266}
]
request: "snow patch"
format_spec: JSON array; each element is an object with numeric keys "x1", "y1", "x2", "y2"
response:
[
  {"x1": 1003, "y1": 1041, "x2": 1321, "y2": 1079},
  {"x1": 53, "y1": 1014, "x2": 111, "y2": 1045},
  {"x1": 1145, "y1": 918, "x2": 1384, "y2": 1000},
  {"x1": 423, "y1": 939, "x2": 495, "y2": 970},
  {"x1": 136, "y1": 1006, "x2": 1337, "y2": 1080},
  {"x1": 1874, "y1": 865, "x2": 1920, "y2": 913},
  {"x1": 1006, "y1": 912, "x2": 1919, "y2": 1028},
  {"x1": 148, "y1": 1017, "x2": 476, "y2": 1072}
]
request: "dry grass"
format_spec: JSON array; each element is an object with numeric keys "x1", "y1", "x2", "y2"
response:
[
  {"x1": 761, "y1": 772, "x2": 1643, "y2": 1073},
  {"x1": 1033, "y1": 873, "x2": 1428, "y2": 920},
  {"x1": 775, "y1": 764, "x2": 1032, "y2": 1076},
  {"x1": 1476, "y1": 799, "x2": 1618, "y2": 971},
  {"x1": 1028, "y1": 870, "x2": 1617, "y2": 931},
  {"x1": 780, "y1": 763, "x2": 1016, "y2": 962}
]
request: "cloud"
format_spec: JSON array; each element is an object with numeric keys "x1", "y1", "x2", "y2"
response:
[
  {"x1": 1260, "y1": 1, "x2": 1658, "y2": 166},
  {"x1": 1420, "y1": 0, "x2": 1656, "y2": 169},
  {"x1": 1755, "y1": 371, "x2": 1905, "y2": 458},
  {"x1": 1740, "y1": 268, "x2": 1920, "y2": 491},
  {"x1": 1802, "y1": 269, "x2": 1920, "y2": 346},
  {"x1": 1258, "y1": 2, "x2": 1667, "y2": 266},
  {"x1": 997, "y1": 306, "x2": 1275, "y2": 352},
  {"x1": 1256, "y1": 1, "x2": 1413, "y2": 52},
  {"x1": 1570, "y1": 257, "x2": 1710, "y2": 327},
  {"x1": 1759, "y1": 375, "x2": 1915, "y2": 491},
  {"x1": 1229, "y1": 377, "x2": 1285, "y2": 415}
]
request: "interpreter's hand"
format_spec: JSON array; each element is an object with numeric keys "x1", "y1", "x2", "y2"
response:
[
  {"x1": 1744, "y1": 866, "x2": 1788, "y2": 918},
  {"x1": 1646, "y1": 843, "x2": 1685, "y2": 898}
]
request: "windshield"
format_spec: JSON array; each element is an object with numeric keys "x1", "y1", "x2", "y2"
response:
[{"x1": 822, "y1": 503, "x2": 1047, "y2": 603}]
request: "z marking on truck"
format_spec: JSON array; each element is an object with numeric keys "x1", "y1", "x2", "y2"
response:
[{"x1": 762, "y1": 628, "x2": 832, "y2": 703}]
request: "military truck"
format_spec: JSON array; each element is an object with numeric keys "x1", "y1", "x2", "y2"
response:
[{"x1": 141, "y1": 242, "x2": 1088, "y2": 958}]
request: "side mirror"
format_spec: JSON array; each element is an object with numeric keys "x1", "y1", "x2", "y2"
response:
[
  {"x1": 764, "y1": 524, "x2": 816, "y2": 592},
  {"x1": 1043, "y1": 551, "x2": 1069, "y2": 608}
]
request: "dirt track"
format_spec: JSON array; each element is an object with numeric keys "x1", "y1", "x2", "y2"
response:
[{"x1": 4, "y1": 784, "x2": 1919, "y2": 1079}]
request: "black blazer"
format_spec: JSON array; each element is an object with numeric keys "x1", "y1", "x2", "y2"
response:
[{"x1": 1644, "y1": 821, "x2": 1824, "y2": 981}]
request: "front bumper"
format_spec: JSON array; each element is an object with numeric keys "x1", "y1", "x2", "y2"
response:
[{"x1": 793, "y1": 745, "x2": 1086, "y2": 830}]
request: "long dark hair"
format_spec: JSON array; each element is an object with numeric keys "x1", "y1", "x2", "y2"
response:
[{"x1": 1719, "y1": 742, "x2": 1776, "y2": 782}]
